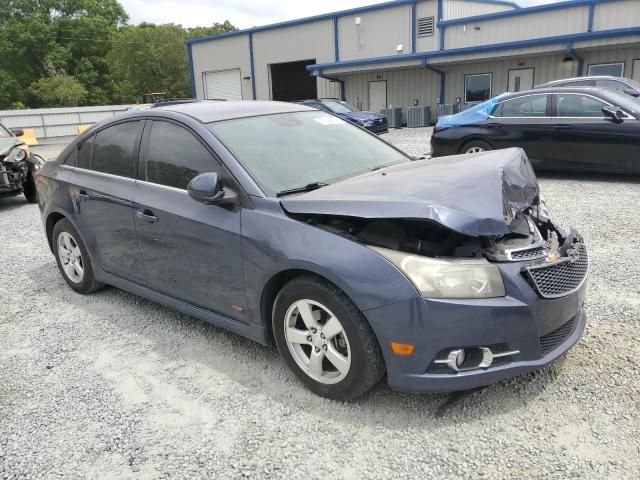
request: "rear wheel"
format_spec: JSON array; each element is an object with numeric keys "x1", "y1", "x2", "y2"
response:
[
  {"x1": 52, "y1": 219, "x2": 103, "y2": 294},
  {"x1": 273, "y1": 275, "x2": 385, "y2": 400},
  {"x1": 461, "y1": 140, "x2": 492, "y2": 154}
]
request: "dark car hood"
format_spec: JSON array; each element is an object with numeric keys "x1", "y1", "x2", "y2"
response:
[
  {"x1": 280, "y1": 148, "x2": 539, "y2": 237},
  {"x1": 341, "y1": 111, "x2": 384, "y2": 121}
]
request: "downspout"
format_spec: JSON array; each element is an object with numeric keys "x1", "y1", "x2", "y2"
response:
[
  {"x1": 565, "y1": 43, "x2": 584, "y2": 77},
  {"x1": 249, "y1": 32, "x2": 257, "y2": 100},
  {"x1": 186, "y1": 42, "x2": 196, "y2": 99},
  {"x1": 423, "y1": 58, "x2": 446, "y2": 105},
  {"x1": 317, "y1": 70, "x2": 346, "y2": 101},
  {"x1": 437, "y1": 0, "x2": 445, "y2": 50}
]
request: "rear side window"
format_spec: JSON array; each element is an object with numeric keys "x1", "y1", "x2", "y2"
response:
[
  {"x1": 493, "y1": 94, "x2": 548, "y2": 117},
  {"x1": 564, "y1": 80, "x2": 596, "y2": 87},
  {"x1": 92, "y1": 121, "x2": 141, "y2": 178},
  {"x1": 596, "y1": 79, "x2": 626, "y2": 92},
  {"x1": 557, "y1": 94, "x2": 607, "y2": 117},
  {"x1": 145, "y1": 121, "x2": 220, "y2": 190}
]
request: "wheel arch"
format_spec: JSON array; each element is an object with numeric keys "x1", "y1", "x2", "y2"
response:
[
  {"x1": 458, "y1": 136, "x2": 494, "y2": 154},
  {"x1": 45, "y1": 211, "x2": 67, "y2": 252}
]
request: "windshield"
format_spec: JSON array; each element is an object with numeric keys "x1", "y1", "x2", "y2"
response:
[
  {"x1": 322, "y1": 100, "x2": 357, "y2": 114},
  {"x1": 0, "y1": 124, "x2": 11, "y2": 138},
  {"x1": 209, "y1": 111, "x2": 408, "y2": 195}
]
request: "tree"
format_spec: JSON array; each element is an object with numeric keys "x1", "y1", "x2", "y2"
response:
[
  {"x1": 107, "y1": 21, "x2": 236, "y2": 103},
  {"x1": 29, "y1": 74, "x2": 88, "y2": 107}
]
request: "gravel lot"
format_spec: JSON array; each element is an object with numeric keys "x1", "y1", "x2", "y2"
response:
[{"x1": 2, "y1": 130, "x2": 639, "y2": 479}]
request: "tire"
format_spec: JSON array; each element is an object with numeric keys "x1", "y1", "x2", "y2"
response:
[
  {"x1": 52, "y1": 219, "x2": 103, "y2": 294},
  {"x1": 273, "y1": 274, "x2": 385, "y2": 401},
  {"x1": 23, "y1": 173, "x2": 37, "y2": 203},
  {"x1": 461, "y1": 140, "x2": 492, "y2": 155}
]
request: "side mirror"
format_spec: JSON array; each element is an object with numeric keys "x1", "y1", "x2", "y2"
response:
[
  {"x1": 602, "y1": 105, "x2": 624, "y2": 123},
  {"x1": 623, "y1": 88, "x2": 640, "y2": 98},
  {"x1": 10, "y1": 128, "x2": 24, "y2": 137},
  {"x1": 187, "y1": 172, "x2": 238, "y2": 206}
]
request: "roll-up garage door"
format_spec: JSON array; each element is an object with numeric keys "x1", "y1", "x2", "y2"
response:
[{"x1": 203, "y1": 69, "x2": 242, "y2": 100}]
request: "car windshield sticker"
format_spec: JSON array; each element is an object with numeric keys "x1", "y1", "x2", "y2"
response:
[{"x1": 314, "y1": 117, "x2": 345, "y2": 126}]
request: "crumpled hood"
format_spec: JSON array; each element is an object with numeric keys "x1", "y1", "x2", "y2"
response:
[
  {"x1": 280, "y1": 148, "x2": 539, "y2": 237},
  {"x1": 0, "y1": 137, "x2": 19, "y2": 157},
  {"x1": 342, "y1": 111, "x2": 384, "y2": 122}
]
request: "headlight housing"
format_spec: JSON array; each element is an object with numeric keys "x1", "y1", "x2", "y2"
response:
[
  {"x1": 371, "y1": 246, "x2": 506, "y2": 299},
  {"x1": 4, "y1": 145, "x2": 28, "y2": 163}
]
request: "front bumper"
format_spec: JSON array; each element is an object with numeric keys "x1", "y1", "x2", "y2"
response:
[{"x1": 364, "y1": 260, "x2": 588, "y2": 393}]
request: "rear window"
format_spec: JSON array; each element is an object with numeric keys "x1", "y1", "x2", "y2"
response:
[{"x1": 92, "y1": 121, "x2": 141, "y2": 178}]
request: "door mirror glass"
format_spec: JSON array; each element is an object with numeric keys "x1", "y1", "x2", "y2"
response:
[
  {"x1": 10, "y1": 128, "x2": 24, "y2": 137},
  {"x1": 602, "y1": 105, "x2": 624, "y2": 122},
  {"x1": 623, "y1": 88, "x2": 640, "y2": 98},
  {"x1": 187, "y1": 172, "x2": 225, "y2": 204}
]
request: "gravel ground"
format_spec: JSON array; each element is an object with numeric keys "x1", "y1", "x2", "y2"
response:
[{"x1": 2, "y1": 131, "x2": 640, "y2": 479}]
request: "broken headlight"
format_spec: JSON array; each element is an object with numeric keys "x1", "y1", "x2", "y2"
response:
[
  {"x1": 371, "y1": 246, "x2": 506, "y2": 299},
  {"x1": 4, "y1": 145, "x2": 28, "y2": 164}
]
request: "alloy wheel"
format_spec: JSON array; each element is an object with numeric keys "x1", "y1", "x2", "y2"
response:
[
  {"x1": 57, "y1": 232, "x2": 84, "y2": 284},
  {"x1": 284, "y1": 299, "x2": 352, "y2": 385},
  {"x1": 466, "y1": 146, "x2": 486, "y2": 154}
]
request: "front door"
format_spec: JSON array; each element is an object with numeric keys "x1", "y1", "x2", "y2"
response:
[
  {"x1": 71, "y1": 120, "x2": 146, "y2": 284},
  {"x1": 134, "y1": 119, "x2": 247, "y2": 322},
  {"x1": 508, "y1": 68, "x2": 534, "y2": 92},
  {"x1": 369, "y1": 81, "x2": 387, "y2": 112},
  {"x1": 551, "y1": 92, "x2": 640, "y2": 172}
]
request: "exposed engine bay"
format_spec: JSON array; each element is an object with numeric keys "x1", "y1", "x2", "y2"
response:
[{"x1": 296, "y1": 201, "x2": 576, "y2": 263}]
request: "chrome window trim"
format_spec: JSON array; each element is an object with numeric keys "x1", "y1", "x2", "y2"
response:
[
  {"x1": 59, "y1": 164, "x2": 136, "y2": 183},
  {"x1": 490, "y1": 93, "x2": 549, "y2": 119}
]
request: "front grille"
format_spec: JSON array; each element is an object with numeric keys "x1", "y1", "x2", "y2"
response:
[
  {"x1": 511, "y1": 246, "x2": 546, "y2": 260},
  {"x1": 539, "y1": 316, "x2": 578, "y2": 354},
  {"x1": 525, "y1": 244, "x2": 588, "y2": 299}
]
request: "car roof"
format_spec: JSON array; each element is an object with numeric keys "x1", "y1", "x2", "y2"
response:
[
  {"x1": 500, "y1": 86, "x2": 613, "y2": 100},
  {"x1": 537, "y1": 76, "x2": 628, "y2": 86},
  {"x1": 154, "y1": 100, "x2": 314, "y2": 122}
]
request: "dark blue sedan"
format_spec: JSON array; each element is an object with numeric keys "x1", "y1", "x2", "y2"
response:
[
  {"x1": 298, "y1": 98, "x2": 389, "y2": 134},
  {"x1": 36, "y1": 101, "x2": 587, "y2": 400}
]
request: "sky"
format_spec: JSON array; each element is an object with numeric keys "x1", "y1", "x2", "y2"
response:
[{"x1": 120, "y1": 0, "x2": 559, "y2": 29}]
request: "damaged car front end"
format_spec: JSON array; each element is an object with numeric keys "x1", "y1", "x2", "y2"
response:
[
  {"x1": 279, "y1": 148, "x2": 588, "y2": 392},
  {"x1": 0, "y1": 126, "x2": 41, "y2": 203}
]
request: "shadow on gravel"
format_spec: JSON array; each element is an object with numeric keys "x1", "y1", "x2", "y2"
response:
[
  {"x1": 0, "y1": 195, "x2": 32, "y2": 213},
  {"x1": 536, "y1": 171, "x2": 640, "y2": 184},
  {"x1": 25, "y1": 261, "x2": 563, "y2": 429}
]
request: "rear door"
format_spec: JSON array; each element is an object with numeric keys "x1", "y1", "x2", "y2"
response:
[
  {"x1": 488, "y1": 93, "x2": 555, "y2": 163},
  {"x1": 551, "y1": 92, "x2": 639, "y2": 172},
  {"x1": 69, "y1": 120, "x2": 146, "y2": 283},
  {"x1": 133, "y1": 119, "x2": 247, "y2": 322}
]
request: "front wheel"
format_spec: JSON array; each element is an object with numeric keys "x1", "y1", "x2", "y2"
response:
[
  {"x1": 461, "y1": 140, "x2": 492, "y2": 154},
  {"x1": 23, "y1": 173, "x2": 37, "y2": 203},
  {"x1": 273, "y1": 275, "x2": 385, "y2": 401}
]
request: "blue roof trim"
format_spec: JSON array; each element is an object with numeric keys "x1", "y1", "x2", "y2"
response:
[
  {"x1": 439, "y1": 0, "x2": 618, "y2": 27},
  {"x1": 185, "y1": 0, "x2": 417, "y2": 45},
  {"x1": 307, "y1": 26, "x2": 640, "y2": 71}
]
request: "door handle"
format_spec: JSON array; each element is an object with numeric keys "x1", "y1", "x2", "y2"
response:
[
  {"x1": 553, "y1": 124, "x2": 572, "y2": 130},
  {"x1": 136, "y1": 209, "x2": 158, "y2": 223},
  {"x1": 487, "y1": 123, "x2": 503, "y2": 128},
  {"x1": 78, "y1": 189, "x2": 90, "y2": 199}
]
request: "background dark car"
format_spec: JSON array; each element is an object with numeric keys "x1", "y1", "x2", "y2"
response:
[
  {"x1": 536, "y1": 76, "x2": 640, "y2": 97},
  {"x1": 0, "y1": 124, "x2": 41, "y2": 203},
  {"x1": 298, "y1": 99, "x2": 388, "y2": 134},
  {"x1": 431, "y1": 87, "x2": 640, "y2": 174}
]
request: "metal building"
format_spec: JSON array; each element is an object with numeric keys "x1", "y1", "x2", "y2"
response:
[{"x1": 187, "y1": 0, "x2": 640, "y2": 116}]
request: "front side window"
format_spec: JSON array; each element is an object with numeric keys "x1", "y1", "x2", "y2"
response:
[
  {"x1": 209, "y1": 111, "x2": 408, "y2": 195},
  {"x1": 588, "y1": 62, "x2": 624, "y2": 77},
  {"x1": 322, "y1": 100, "x2": 357, "y2": 114},
  {"x1": 565, "y1": 79, "x2": 596, "y2": 87},
  {"x1": 92, "y1": 121, "x2": 141, "y2": 178},
  {"x1": 596, "y1": 79, "x2": 627, "y2": 92},
  {"x1": 465, "y1": 74, "x2": 492, "y2": 103},
  {"x1": 145, "y1": 121, "x2": 220, "y2": 190},
  {"x1": 493, "y1": 94, "x2": 548, "y2": 117},
  {"x1": 556, "y1": 94, "x2": 607, "y2": 117}
]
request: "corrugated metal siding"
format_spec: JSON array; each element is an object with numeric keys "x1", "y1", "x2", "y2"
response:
[
  {"x1": 416, "y1": 0, "x2": 440, "y2": 52},
  {"x1": 191, "y1": 35, "x2": 252, "y2": 100},
  {"x1": 445, "y1": 7, "x2": 590, "y2": 49},
  {"x1": 338, "y1": 5, "x2": 412, "y2": 61},
  {"x1": 593, "y1": 0, "x2": 640, "y2": 30},
  {"x1": 580, "y1": 46, "x2": 640, "y2": 78},
  {"x1": 432, "y1": 44, "x2": 567, "y2": 63},
  {"x1": 252, "y1": 20, "x2": 334, "y2": 100},
  {"x1": 317, "y1": 78, "x2": 342, "y2": 98},
  {"x1": 0, "y1": 106, "x2": 134, "y2": 139},
  {"x1": 444, "y1": 0, "x2": 514, "y2": 20},
  {"x1": 342, "y1": 68, "x2": 440, "y2": 111}
]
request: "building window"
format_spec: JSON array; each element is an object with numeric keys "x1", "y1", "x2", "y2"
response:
[
  {"x1": 588, "y1": 62, "x2": 624, "y2": 77},
  {"x1": 465, "y1": 73, "x2": 492, "y2": 103},
  {"x1": 417, "y1": 16, "x2": 434, "y2": 37}
]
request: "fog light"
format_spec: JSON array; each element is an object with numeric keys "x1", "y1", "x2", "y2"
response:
[{"x1": 434, "y1": 347, "x2": 520, "y2": 372}]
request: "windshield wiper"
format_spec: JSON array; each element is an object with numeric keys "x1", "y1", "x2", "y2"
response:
[{"x1": 276, "y1": 182, "x2": 329, "y2": 197}]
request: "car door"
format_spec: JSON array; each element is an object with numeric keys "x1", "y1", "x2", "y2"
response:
[
  {"x1": 133, "y1": 119, "x2": 248, "y2": 322},
  {"x1": 487, "y1": 93, "x2": 555, "y2": 163},
  {"x1": 69, "y1": 120, "x2": 146, "y2": 284},
  {"x1": 551, "y1": 92, "x2": 639, "y2": 172}
]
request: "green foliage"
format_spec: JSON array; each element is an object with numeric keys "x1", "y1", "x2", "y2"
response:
[
  {"x1": 0, "y1": 0, "x2": 236, "y2": 109},
  {"x1": 29, "y1": 73, "x2": 88, "y2": 106}
]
